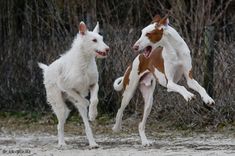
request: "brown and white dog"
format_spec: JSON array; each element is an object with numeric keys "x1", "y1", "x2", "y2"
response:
[{"x1": 112, "y1": 15, "x2": 214, "y2": 146}]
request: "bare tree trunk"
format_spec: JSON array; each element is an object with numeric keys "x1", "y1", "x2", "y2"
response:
[
  {"x1": 203, "y1": 26, "x2": 215, "y2": 97},
  {"x1": 86, "y1": 0, "x2": 97, "y2": 29}
]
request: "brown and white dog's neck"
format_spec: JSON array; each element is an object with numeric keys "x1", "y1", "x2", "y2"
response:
[{"x1": 161, "y1": 26, "x2": 190, "y2": 55}]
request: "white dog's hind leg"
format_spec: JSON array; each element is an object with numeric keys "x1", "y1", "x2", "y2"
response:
[
  {"x1": 89, "y1": 83, "x2": 99, "y2": 121},
  {"x1": 139, "y1": 74, "x2": 156, "y2": 146},
  {"x1": 65, "y1": 90, "x2": 98, "y2": 148},
  {"x1": 47, "y1": 87, "x2": 70, "y2": 146}
]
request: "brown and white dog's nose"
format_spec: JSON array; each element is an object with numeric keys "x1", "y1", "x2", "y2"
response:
[{"x1": 133, "y1": 45, "x2": 139, "y2": 51}]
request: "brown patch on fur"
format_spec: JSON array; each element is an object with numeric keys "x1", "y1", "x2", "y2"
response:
[
  {"x1": 123, "y1": 65, "x2": 132, "y2": 90},
  {"x1": 146, "y1": 28, "x2": 163, "y2": 43},
  {"x1": 147, "y1": 14, "x2": 169, "y2": 43},
  {"x1": 138, "y1": 47, "x2": 165, "y2": 75},
  {"x1": 121, "y1": 47, "x2": 165, "y2": 90},
  {"x1": 189, "y1": 69, "x2": 193, "y2": 79},
  {"x1": 138, "y1": 55, "x2": 153, "y2": 75},
  {"x1": 151, "y1": 48, "x2": 165, "y2": 73}
]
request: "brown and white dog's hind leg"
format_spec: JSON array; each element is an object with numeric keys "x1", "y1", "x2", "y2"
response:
[
  {"x1": 113, "y1": 58, "x2": 141, "y2": 132},
  {"x1": 112, "y1": 80, "x2": 139, "y2": 132},
  {"x1": 139, "y1": 73, "x2": 156, "y2": 146},
  {"x1": 184, "y1": 68, "x2": 215, "y2": 105}
]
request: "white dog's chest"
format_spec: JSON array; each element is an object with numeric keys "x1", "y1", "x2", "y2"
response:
[{"x1": 72, "y1": 66, "x2": 98, "y2": 94}]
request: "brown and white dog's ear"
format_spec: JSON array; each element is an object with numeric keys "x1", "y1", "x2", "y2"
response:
[
  {"x1": 159, "y1": 15, "x2": 169, "y2": 26},
  {"x1": 79, "y1": 21, "x2": 88, "y2": 35},
  {"x1": 151, "y1": 15, "x2": 161, "y2": 23}
]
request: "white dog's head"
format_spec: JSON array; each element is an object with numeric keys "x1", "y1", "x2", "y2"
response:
[
  {"x1": 133, "y1": 15, "x2": 169, "y2": 58},
  {"x1": 78, "y1": 21, "x2": 110, "y2": 58}
]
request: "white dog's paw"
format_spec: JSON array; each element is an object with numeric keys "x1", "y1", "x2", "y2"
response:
[
  {"x1": 203, "y1": 95, "x2": 215, "y2": 106},
  {"x1": 89, "y1": 142, "x2": 99, "y2": 149},
  {"x1": 183, "y1": 91, "x2": 195, "y2": 102},
  {"x1": 112, "y1": 124, "x2": 121, "y2": 133},
  {"x1": 57, "y1": 141, "x2": 67, "y2": 149},
  {"x1": 89, "y1": 108, "x2": 98, "y2": 121},
  {"x1": 142, "y1": 140, "x2": 153, "y2": 147}
]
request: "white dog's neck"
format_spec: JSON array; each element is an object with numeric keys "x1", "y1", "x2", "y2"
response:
[{"x1": 67, "y1": 35, "x2": 96, "y2": 70}]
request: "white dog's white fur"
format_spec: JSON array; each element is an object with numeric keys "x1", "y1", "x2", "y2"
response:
[
  {"x1": 38, "y1": 21, "x2": 109, "y2": 148},
  {"x1": 113, "y1": 15, "x2": 214, "y2": 146}
]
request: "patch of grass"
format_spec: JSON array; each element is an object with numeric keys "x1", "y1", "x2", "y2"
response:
[
  {"x1": 97, "y1": 114, "x2": 113, "y2": 125},
  {"x1": 0, "y1": 111, "x2": 42, "y2": 122}
]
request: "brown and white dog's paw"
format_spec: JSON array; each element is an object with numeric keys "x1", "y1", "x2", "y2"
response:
[
  {"x1": 183, "y1": 92, "x2": 195, "y2": 102},
  {"x1": 203, "y1": 96, "x2": 215, "y2": 106}
]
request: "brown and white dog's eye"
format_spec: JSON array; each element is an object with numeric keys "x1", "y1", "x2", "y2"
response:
[{"x1": 92, "y1": 39, "x2": 97, "y2": 42}]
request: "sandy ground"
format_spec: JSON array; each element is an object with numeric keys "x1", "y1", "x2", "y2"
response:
[
  {"x1": 1, "y1": 131, "x2": 235, "y2": 156},
  {"x1": 1, "y1": 115, "x2": 235, "y2": 156}
]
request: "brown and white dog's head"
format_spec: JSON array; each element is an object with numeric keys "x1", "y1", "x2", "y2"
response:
[{"x1": 133, "y1": 15, "x2": 169, "y2": 58}]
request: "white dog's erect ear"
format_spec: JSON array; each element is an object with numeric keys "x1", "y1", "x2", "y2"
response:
[
  {"x1": 79, "y1": 21, "x2": 87, "y2": 35},
  {"x1": 93, "y1": 22, "x2": 99, "y2": 33}
]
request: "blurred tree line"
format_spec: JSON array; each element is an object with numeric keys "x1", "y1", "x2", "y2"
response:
[{"x1": 0, "y1": 0, "x2": 234, "y2": 128}]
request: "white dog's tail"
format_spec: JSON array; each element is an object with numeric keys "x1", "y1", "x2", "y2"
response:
[
  {"x1": 38, "y1": 62, "x2": 48, "y2": 72},
  {"x1": 113, "y1": 77, "x2": 124, "y2": 91}
]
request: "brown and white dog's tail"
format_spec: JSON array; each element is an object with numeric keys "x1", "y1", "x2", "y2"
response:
[{"x1": 113, "y1": 77, "x2": 124, "y2": 91}]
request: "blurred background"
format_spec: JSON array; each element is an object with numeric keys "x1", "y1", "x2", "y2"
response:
[{"x1": 0, "y1": 0, "x2": 234, "y2": 130}]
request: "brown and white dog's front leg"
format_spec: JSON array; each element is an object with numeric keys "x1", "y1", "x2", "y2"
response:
[
  {"x1": 165, "y1": 63, "x2": 195, "y2": 102},
  {"x1": 183, "y1": 68, "x2": 215, "y2": 105},
  {"x1": 89, "y1": 83, "x2": 99, "y2": 121},
  {"x1": 139, "y1": 73, "x2": 156, "y2": 146}
]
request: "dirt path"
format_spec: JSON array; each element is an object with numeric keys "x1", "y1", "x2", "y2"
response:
[{"x1": 1, "y1": 132, "x2": 235, "y2": 156}]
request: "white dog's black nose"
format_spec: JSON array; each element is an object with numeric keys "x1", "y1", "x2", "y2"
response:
[{"x1": 105, "y1": 48, "x2": 110, "y2": 53}]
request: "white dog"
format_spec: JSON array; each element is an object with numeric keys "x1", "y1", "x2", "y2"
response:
[
  {"x1": 113, "y1": 15, "x2": 214, "y2": 146},
  {"x1": 38, "y1": 21, "x2": 109, "y2": 148}
]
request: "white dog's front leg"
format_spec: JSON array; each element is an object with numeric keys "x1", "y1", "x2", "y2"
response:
[
  {"x1": 89, "y1": 83, "x2": 99, "y2": 121},
  {"x1": 76, "y1": 104, "x2": 98, "y2": 148}
]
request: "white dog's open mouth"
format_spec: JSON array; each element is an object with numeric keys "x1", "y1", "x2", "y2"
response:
[
  {"x1": 95, "y1": 50, "x2": 107, "y2": 57},
  {"x1": 143, "y1": 46, "x2": 152, "y2": 58}
]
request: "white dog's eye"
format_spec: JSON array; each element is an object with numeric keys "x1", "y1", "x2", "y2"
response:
[{"x1": 92, "y1": 39, "x2": 97, "y2": 42}]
